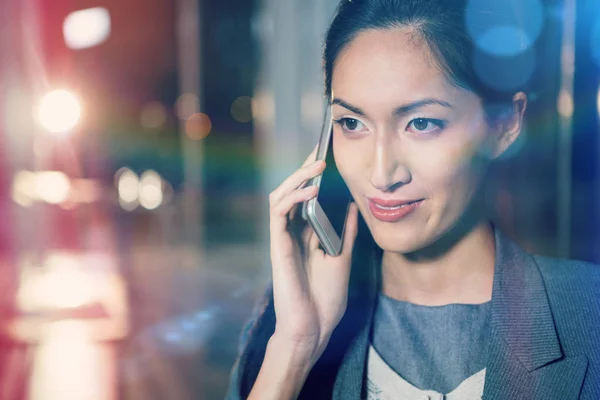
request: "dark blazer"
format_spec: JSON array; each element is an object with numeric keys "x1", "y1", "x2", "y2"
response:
[{"x1": 226, "y1": 229, "x2": 600, "y2": 399}]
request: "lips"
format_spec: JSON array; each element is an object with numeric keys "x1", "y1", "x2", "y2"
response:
[
  {"x1": 367, "y1": 197, "x2": 424, "y2": 222},
  {"x1": 369, "y1": 197, "x2": 421, "y2": 207}
]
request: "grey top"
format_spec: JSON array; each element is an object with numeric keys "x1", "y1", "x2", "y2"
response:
[{"x1": 372, "y1": 293, "x2": 492, "y2": 394}]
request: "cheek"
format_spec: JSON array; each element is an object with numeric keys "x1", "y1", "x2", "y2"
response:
[{"x1": 412, "y1": 136, "x2": 488, "y2": 203}]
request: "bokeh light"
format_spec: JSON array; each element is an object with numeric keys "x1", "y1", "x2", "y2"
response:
[
  {"x1": 466, "y1": 0, "x2": 544, "y2": 56},
  {"x1": 153, "y1": 306, "x2": 219, "y2": 355},
  {"x1": 251, "y1": 92, "x2": 275, "y2": 122},
  {"x1": 12, "y1": 171, "x2": 77, "y2": 206},
  {"x1": 119, "y1": 198, "x2": 138, "y2": 212},
  {"x1": 176, "y1": 93, "x2": 199, "y2": 120},
  {"x1": 116, "y1": 168, "x2": 139, "y2": 211},
  {"x1": 231, "y1": 96, "x2": 253, "y2": 123},
  {"x1": 36, "y1": 171, "x2": 71, "y2": 204},
  {"x1": 17, "y1": 253, "x2": 94, "y2": 311},
  {"x1": 42, "y1": 254, "x2": 95, "y2": 309},
  {"x1": 37, "y1": 90, "x2": 82, "y2": 135},
  {"x1": 139, "y1": 170, "x2": 163, "y2": 210},
  {"x1": 30, "y1": 325, "x2": 112, "y2": 400},
  {"x1": 140, "y1": 101, "x2": 167, "y2": 130},
  {"x1": 63, "y1": 7, "x2": 111, "y2": 50},
  {"x1": 185, "y1": 112, "x2": 212, "y2": 140},
  {"x1": 473, "y1": 50, "x2": 536, "y2": 92},
  {"x1": 476, "y1": 26, "x2": 531, "y2": 57},
  {"x1": 558, "y1": 89, "x2": 574, "y2": 118},
  {"x1": 12, "y1": 170, "x2": 37, "y2": 207}
]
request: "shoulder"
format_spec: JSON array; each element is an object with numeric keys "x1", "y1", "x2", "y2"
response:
[
  {"x1": 532, "y1": 254, "x2": 600, "y2": 355},
  {"x1": 533, "y1": 254, "x2": 600, "y2": 291}
]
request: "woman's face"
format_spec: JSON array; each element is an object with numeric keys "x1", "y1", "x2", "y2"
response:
[{"x1": 331, "y1": 28, "x2": 504, "y2": 254}]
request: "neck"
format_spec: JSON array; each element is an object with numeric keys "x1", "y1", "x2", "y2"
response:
[{"x1": 381, "y1": 220, "x2": 495, "y2": 306}]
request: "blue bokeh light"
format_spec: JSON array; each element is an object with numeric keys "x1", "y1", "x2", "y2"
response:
[
  {"x1": 150, "y1": 309, "x2": 220, "y2": 355},
  {"x1": 194, "y1": 306, "x2": 217, "y2": 322},
  {"x1": 180, "y1": 319, "x2": 197, "y2": 332},
  {"x1": 477, "y1": 26, "x2": 532, "y2": 57},
  {"x1": 466, "y1": 0, "x2": 544, "y2": 56}
]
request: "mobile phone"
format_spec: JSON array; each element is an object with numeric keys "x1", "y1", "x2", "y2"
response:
[{"x1": 302, "y1": 106, "x2": 353, "y2": 256}]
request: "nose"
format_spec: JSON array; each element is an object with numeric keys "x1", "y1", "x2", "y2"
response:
[{"x1": 369, "y1": 136, "x2": 411, "y2": 192}]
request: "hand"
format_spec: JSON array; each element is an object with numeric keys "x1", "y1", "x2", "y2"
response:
[{"x1": 268, "y1": 145, "x2": 360, "y2": 362}]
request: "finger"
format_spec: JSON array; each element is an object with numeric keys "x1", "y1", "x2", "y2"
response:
[
  {"x1": 270, "y1": 185, "x2": 318, "y2": 234},
  {"x1": 269, "y1": 160, "x2": 325, "y2": 206},
  {"x1": 340, "y1": 202, "x2": 360, "y2": 260}
]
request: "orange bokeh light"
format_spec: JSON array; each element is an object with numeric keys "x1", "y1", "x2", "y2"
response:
[{"x1": 185, "y1": 113, "x2": 212, "y2": 140}]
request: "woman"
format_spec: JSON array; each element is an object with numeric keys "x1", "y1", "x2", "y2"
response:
[{"x1": 227, "y1": 0, "x2": 600, "y2": 399}]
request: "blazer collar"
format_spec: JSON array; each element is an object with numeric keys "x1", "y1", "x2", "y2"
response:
[
  {"x1": 489, "y1": 228, "x2": 562, "y2": 371},
  {"x1": 483, "y1": 229, "x2": 588, "y2": 399},
  {"x1": 332, "y1": 228, "x2": 588, "y2": 400}
]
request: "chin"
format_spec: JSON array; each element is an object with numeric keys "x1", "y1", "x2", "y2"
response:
[{"x1": 368, "y1": 220, "x2": 435, "y2": 254}]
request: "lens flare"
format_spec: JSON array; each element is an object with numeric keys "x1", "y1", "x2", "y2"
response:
[
  {"x1": 63, "y1": 7, "x2": 111, "y2": 50},
  {"x1": 37, "y1": 90, "x2": 82, "y2": 134}
]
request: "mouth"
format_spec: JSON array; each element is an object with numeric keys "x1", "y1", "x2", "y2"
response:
[
  {"x1": 368, "y1": 197, "x2": 424, "y2": 208},
  {"x1": 367, "y1": 197, "x2": 424, "y2": 222}
]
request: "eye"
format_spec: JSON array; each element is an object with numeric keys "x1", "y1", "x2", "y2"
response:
[
  {"x1": 406, "y1": 118, "x2": 445, "y2": 135},
  {"x1": 334, "y1": 117, "x2": 367, "y2": 133}
]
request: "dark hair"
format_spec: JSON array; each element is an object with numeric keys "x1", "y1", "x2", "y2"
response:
[{"x1": 324, "y1": 0, "x2": 531, "y2": 121}]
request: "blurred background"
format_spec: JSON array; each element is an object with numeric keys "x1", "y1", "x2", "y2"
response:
[{"x1": 0, "y1": 0, "x2": 598, "y2": 399}]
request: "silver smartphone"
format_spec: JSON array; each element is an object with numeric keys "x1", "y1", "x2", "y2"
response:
[{"x1": 302, "y1": 106, "x2": 353, "y2": 256}]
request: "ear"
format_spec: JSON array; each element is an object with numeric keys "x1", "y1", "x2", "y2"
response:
[{"x1": 490, "y1": 92, "x2": 527, "y2": 159}]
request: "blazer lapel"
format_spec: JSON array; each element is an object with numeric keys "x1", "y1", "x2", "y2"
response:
[{"x1": 483, "y1": 230, "x2": 588, "y2": 399}]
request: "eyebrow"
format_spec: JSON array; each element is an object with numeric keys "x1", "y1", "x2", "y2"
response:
[{"x1": 331, "y1": 98, "x2": 453, "y2": 116}]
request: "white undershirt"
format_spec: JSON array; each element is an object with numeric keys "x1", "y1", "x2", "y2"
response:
[{"x1": 366, "y1": 345, "x2": 486, "y2": 400}]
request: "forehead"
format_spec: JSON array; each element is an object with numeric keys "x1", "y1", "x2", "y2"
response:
[{"x1": 332, "y1": 28, "x2": 461, "y2": 105}]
